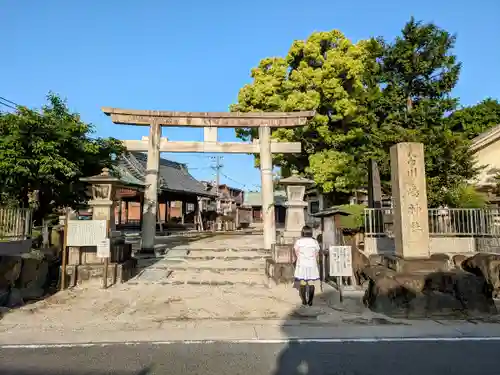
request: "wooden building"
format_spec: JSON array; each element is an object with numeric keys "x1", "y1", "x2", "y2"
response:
[{"x1": 114, "y1": 152, "x2": 215, "y2": 229}]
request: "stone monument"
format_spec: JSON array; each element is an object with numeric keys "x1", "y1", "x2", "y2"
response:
[
  {"x1": 390, "y1": 142, "x2": 430, "y2": 258},
  {"x1": 280, "y1": 173, "x2": 314, "y2": 244},
  {"x1": 367, "y1": 159, "x2": 384, "y2": 233}
]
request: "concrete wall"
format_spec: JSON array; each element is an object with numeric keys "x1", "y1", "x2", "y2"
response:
[
  {"x1": 473, "y1": 136, "x2": 500, "y2": 188},
  {"x1": 364, "y1": 235, "x2": 479, "y2": 255}
]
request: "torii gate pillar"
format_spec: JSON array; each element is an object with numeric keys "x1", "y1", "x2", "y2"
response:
[
  {"x1": 142, "y1": 122, "x2": 161, "y2": 252},
  {"x1": 259, "y1": 126, "x2": 275, "y2": 249}
]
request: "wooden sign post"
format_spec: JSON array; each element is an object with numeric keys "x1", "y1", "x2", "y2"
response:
[
  {"x1": 60, "y1": 211, "x2": 69, "y2": 291},
  {"x1": 329, "y1": 245, "x2": 353, "y2": 303}
]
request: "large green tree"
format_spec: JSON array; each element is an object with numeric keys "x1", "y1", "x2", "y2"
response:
[
  {"x1": 372, "y1": 18, "x2": 477, "y2": 207},
  {"x1": 233, "y1": 18, "x2": 482, "y2": 207},
  {"x1": 231, "y1": 30, "x2": 382, "y2": 202},
  {"x1": 371, "y1": 17, "x2": 479, "y2": 206},
  {"x1": 0, "y1": 93, "x2": 124, "y2": 222}
]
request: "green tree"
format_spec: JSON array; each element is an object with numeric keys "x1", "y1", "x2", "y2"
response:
[
  {"x1": 447, "y1": 98, "x2": 500, "y2": 140},
  {"x1": 0, "y1": 93, "x2": 124, "y2": 223},
  {"x1": 372, "y1": 17, "x2": 479, "y2": 206},
  {"x1": 231, "y1": 30, "x2": 383, "y2": 200},
  {"x1": 444, "y1": 183, "x2": 488, "y2": 208}
]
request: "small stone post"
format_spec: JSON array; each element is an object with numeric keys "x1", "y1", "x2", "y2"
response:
[
  {"x1": 280, "y1": 173, "x2": 314, "y2": 244},
  {"x1": 390, "y1": 142, "x2": 430, "y2": 258}
]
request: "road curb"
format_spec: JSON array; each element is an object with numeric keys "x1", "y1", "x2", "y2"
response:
[{"x1": 2, "y1": 320, "x2": 500, "y2": 347}]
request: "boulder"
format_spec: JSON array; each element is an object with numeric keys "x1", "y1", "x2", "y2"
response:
[
  {"x1": 0, "y1": 256, "x2": 22, "y2": 289},
  {"x1": 362, "y1": 270, "x2": 416, "y2": 316},
  {"x1": 461, "y1": 253, "x2": 500, "y2": 297},
  {"x1": 451, "y1": 270, "x2": 496, "y2": 314},
  {"x1": 17, "y1": 250, "x2": 49, "y2": 300},
  {"x1": 430, "y1": 253, "x2": 451, "y2": 262},
  {"x1": 452, "y1": 254, "x2": 468, "y2": 269},
  {"x1": 0, "y1": 287, "x2": 24, "y2": 308},
  {"x1": 351, "y1": 247, "x2": 370, "y2": 286},
  {"x1": 363, "y1": 265, "x2": 496, "y2": 318}
]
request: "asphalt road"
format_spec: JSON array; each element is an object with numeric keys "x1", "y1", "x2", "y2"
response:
[{"x1": 1, "y1": 340, "x2": 499, "y2": 375}]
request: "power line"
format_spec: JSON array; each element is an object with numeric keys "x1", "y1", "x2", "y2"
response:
[
  {"x1": 0, "y1": 96, "x2": 19, "y2": 107},
  {"x1": 0, "y1": 96, "x2": 42, "y2": 116},
  {"x1": 220, "y1": 171, "x2": 261, "y2": 190},
  {"x1": 0, "y1": 96, "x2": 18, "y2": 111},
  {"x1": 185, "y1": 166, "x2": 213, "y2": 170}
]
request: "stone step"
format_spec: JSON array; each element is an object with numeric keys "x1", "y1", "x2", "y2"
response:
[
  {"x1": 128, "y1": 268, "x2": 173, "y2": 284},
  {"x1": 180, "y1": 247, "x2": 269, "y2": 253},
  {"x1": 164, "y1": 269, "x2": 271, "y2": 287},
  {"x1": 167, "y1": 265, "x2": 264, "y2": 272},
  {"x1": 137, "y1": 258, "x2": 266, "y2": 272},
  {"x1": 185, "y1": 251, "x2": 269, "y2": 261},
  {"x1": 129, "y1": 269, "x2": 270, "y2": 286},
  {"x1": 185, "y1": 256, "x2": 268, "y2": 262}
]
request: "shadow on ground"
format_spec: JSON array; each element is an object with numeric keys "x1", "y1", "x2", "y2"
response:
[{"x1": 273, "y1": 287, "x2": 500, "y2": 375}]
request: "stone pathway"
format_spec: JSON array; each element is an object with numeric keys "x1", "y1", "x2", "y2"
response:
[{"x1": 0, "y1": 281, "x2": 389, "y2": 332}]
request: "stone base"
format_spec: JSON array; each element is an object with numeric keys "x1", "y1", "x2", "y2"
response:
[
  {"x1": 379, "y1": 253, "x2": 450, "y2": 273},
  {"x1": 281, "y1": 231, "x2": 301, "y2": 245},
  {"x1": 362, "y1": 253, "x2": 498, "y2": 318},
  {"x1": 265, "y1": 258, "x2": 294, "y2": 284},
  {"x1": 363, "y1": 266, "x2": 497, "y2": 318},
  {"x1": 61, "y1": 259, "x2": 137, "y2": 289}
]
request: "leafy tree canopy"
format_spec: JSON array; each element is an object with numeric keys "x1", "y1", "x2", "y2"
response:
[
  {"x1": 231, "y1": 30, "x2": 382, "y2": 199},
  {"x1": 0, "y1": 93, "x2": 124, "y2": 223},
  {"x1": 233, "y1": 18, "x2": 493, "y2": 207},
  {"x1": 447, "y1": 98, "x2": 500, "y2": 140}
]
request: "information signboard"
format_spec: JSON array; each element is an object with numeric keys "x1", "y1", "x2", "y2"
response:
[
  {"x1": 67, "y1": 220, "x2": 107, "y2": 247},
  {"x1": 96, "y1": 238, "x2": 111, "y2": 258},
  {"x1": 329, "y1": 245, "x2": 353, "y2": 277}
]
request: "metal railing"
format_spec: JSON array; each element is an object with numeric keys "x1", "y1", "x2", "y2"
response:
[
  {"x1": 364, "y1": 207, "x2": 500, "y2": 237},
  {"x1": 428, "y1": 208, "x2": 500, "y2": 236},
  {"x1": 364, "y1": 208, "x2": 394, "y2": 236},
  {"x1": 0, "y1": 207, "x2": 32, "y2": 240}
]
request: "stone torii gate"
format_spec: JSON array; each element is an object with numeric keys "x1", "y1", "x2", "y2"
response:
[{"x1": 102, "y1": 107, "x2": 315, "y2": 251}]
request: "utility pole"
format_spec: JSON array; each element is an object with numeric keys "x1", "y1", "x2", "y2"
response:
[{"x1": 210, "y1": 156, "x2": 224, "y2": 219}]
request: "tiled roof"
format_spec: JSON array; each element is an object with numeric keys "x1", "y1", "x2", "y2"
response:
[
  {"x1": 471, "y1": 124, "x2": 500, "y2": 153},
  {"x1": 117, "y1": 152, "x2": 215, "y2": 197},
  {"x1": 243, "y1": 190, "x2": 287, "y2": 207}
]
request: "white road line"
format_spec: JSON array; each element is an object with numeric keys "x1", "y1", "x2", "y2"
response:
[{"x1": 2, "y1": 336, "x2": 500, "y2": 349}]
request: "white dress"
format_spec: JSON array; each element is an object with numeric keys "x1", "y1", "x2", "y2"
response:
[{"x1": 293, "y1": 237, "x2": 320, "y2": 281}]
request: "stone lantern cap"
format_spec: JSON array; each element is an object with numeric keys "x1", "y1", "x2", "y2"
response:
[
  {"x1": 279, "y1": 172, "x2": 314, "y2": 186},
  {"x1": 80, "y1": 167, "x2": 122, "y2": 184},
  {"x1": 311, "y1": 207, "x2": 350, "y2": 218}
]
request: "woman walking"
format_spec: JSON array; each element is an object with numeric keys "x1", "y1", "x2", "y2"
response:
[{"x1": 293, "y1": 225, "x2": 320, "y2": 306}]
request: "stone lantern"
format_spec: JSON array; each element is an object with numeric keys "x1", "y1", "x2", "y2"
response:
[
  {"x1": 280, "y1": 172, "x2": 314, "y2": 244},
  {"x1": 80, "y1": 167, "x2": 121, "y2": 232}
]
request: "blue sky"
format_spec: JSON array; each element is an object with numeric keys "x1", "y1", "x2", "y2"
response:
[{"x1": 1, "y1": 0, "x2": 499, "y2": 191}]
